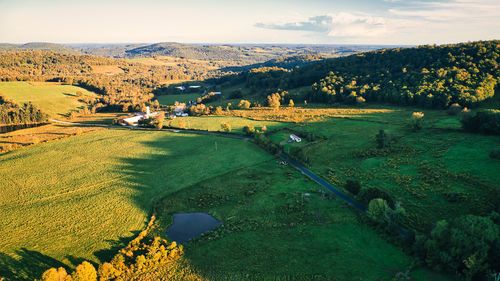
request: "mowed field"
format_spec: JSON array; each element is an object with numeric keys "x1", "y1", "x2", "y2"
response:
[
  {"x1": 0, "y1": 128, "x2": 272, "y2": 280},
  {"x1": 0, "y1": 82, "x2": 94, "y2": 117},
  {"x1": 157, "y1": 93, "x2": 201, "y2": 105},
  {"x1": 167, "y1": 116, "x2": 291, "y2": 134}
]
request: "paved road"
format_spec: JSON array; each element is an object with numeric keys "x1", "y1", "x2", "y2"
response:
[{"x1": 279, "y1": 153, "x2": 367, "y2": 212}]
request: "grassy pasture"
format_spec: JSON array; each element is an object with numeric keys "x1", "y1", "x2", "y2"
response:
[
  {"x1": 0, "y1": 82, "x2": 94, "y2": 117},
  {"x1": 151, "y1": 160, "x2": 451, "y2": 281},
  {"x1": 0, "y1": 128, "x2": 272, "y2": 280},
  {"x1": 166, "y1": 116, "x2": 290, "y2": 134},
  {"x1": 265, "y1": 108, "x2": 500, "y2": 231},
  {"x1": 157, "y1": 93, "x2": 201, "y2": 105}
]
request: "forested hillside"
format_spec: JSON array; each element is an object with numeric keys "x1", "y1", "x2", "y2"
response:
[
  {"x1": 0, "y1": 52, "x2": 202, "y2": 112},
  {"x1": 225, "y1": 40, "x2": 500, "y2": 109}
]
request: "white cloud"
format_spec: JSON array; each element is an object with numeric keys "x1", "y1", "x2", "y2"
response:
[
  {"x1": 255, "y1": 12, "x2": 391, "y2": 38},
  {"x1": 389, "y1": 0, "x2": 500, "y2": 21}
]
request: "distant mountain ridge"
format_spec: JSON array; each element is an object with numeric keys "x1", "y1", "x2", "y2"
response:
[
  {"x1": 0, "y1": 42, "x2": 78, "y2": 54},
  {"x1": 0, "y1": 42, "x2": 394, "y2": 62}
]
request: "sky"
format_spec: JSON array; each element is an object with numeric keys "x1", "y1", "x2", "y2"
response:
[{"x1": 0, "y1": 0, "x2": 499, "y2": 45}]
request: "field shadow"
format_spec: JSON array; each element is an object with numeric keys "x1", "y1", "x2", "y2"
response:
[
  {"x1": 0, "y1": 249, "x2": 67, "y2": 281},
  {"x1": 93, "y1": 231, "x2": 140, "y2": 263}
]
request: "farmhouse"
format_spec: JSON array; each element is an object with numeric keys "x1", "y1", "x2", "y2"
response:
[
  {"x1": 121, "y1": 106, "x2": 159, "y2": 126},
  {"x1": 290, "y1": 134, "x2": 301, "y2": 142}
]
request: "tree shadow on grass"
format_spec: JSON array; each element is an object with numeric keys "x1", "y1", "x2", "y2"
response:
[
  {"x1": 92, "y1": 231, "x2": 141, "y2": 263},
  {"x1": 0, "y1": 249, "x2": 67, "y2": 281}
]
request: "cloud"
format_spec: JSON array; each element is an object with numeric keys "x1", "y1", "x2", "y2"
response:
[
  {"x1": 255, "y1": 12, "x2": 391, "y2": 38},
  {"x1": 389, "y1": 0, "x2": 500, "y2": 21}
]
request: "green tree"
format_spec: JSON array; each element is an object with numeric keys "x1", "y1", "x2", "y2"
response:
[
  {"x1": 410, "y1": 112, "x2": 424, "y2": 130},
  {"x1": 243, "y1": 125, "x2": 255, "y2": 136},
  {"x1": 238, "y1": 100, "x2": 251, "y2": 109},
  {"x1": 367, "y1": 198, "x2": 390, "y2": 222},
  {"x1": 221, "y1": 122, "x2": 231, "y2": 132},
  {"x1": 267, "y1": 93, "x2": 281, "y2": 108},
  {"x1": 41, "y1": 267, "x2": 70, "y2": 281},
  {"x1": 71, "y1": 261, "x2": 97, "y2": 281}
]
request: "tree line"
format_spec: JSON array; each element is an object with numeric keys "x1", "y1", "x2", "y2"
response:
[
  {"x1": 217, "y1": 40, "x2": 500, "y2": 109},
  {"x1": 0, "y1": 95, "x2": 48, "y2": 125}
]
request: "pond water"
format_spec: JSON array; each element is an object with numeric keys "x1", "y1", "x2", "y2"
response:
[{"x1": 166, "y1": 212, "x2": 222, "y2": 244}]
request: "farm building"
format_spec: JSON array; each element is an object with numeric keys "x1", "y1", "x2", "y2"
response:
[
  {"x1": 189, "y1": 85, "x2": 201, "y2": 89},
  {"x1": 290, "y1": 134, "x2": 301, "y2": 142},
  {"x1": 121, "y1": 107, "x2": 159, "y2": 126},
  {"x1": 175, "y1": 86, "x2": 186, "y2": 91}
]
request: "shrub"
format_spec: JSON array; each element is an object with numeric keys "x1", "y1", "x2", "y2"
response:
[
  {"x1": 221, "y1": 122, "x2": 231, "y2": 132},
  {"x1": 368, "y1": 198, "x2": 390, "y2": 222},
  {"x1": 357, "y1": 187, "x2": 395, "y2": 208},
  {"x1": 461, "y1": 109, "x2": 500, "y2": 135},
  {"x1": 410, "y1": 112, "x2": 424, "y2": 130},
  {"x1": 344, "y1": 180, "x2": 361, "y2": 195},
  {"x1": 447, "y1": 103, "x2": 462, "y2": 115},
  {"x1": 356, "y1": 96, "x2": 366, "y2": 105},
  {"x1": 243, "y1": 125, "x2": 255, "y2": 136},
  {"x1": 238, "y1": 100, "x2": 251, "y2": 109},
  {"x1": 213, "y1": 106, "x2": 223, "y2": 115}
]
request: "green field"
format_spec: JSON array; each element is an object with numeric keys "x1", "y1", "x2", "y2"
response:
[
  {"x1": 0, "y1": 128, "x2": 272, "y2": 280},
  {"x1": 157, "y1": 94, "x2": 201, "y2": 105},
  {"x1": 151, "y1": 160, "x2": 450, "y2": 281},
  {"x1": 267, "y1": 109, "x2": 500, "y2": 231},
  {"x1": 0, "y1": 82, "x2": 94, "y2": 117},
  {"x1": 167, "y1": 116, "x2": 291, "y2": 134}
]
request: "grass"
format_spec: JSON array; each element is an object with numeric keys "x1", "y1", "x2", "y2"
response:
[
  {"x1": 166, "y1": 116, "x2": 291, "y2": 134},
  {"x1": 0, "y1": 123, "x2": 103, "y2": 154},
  {"x1": 0, "y1": 128, "x2": 273, "y2": 280},
  {"x1": 0, "y1": 82, "x2": 95, "y2": 117},
  {"x1": 157, "y1": 93, "x2": 201, "y2": 105},
  {"x1": 151, "y1": 160, "x2": 451, "y2": 281},
  {"x1": 263, "y1": 108, "x2": 500, "y2": 231}
]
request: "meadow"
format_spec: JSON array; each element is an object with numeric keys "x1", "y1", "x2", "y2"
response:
[
  {"x1": 264, "y1": 108, "x2": 500, "y2": 231},
  {"x1": 166, "y1": 116, "x2": 291, "y2": 134},
  {"x1": 0, "y1": 82, "x2": 94, "y2": 117},
  {"x1": 157, "y1": 93, "x2": 201, "y2": 105},
  {"x1": 151, "y1": 160, "x2": 451, "y2": 280},
  {"x1": 0, "y1": 128, "x2": 272, "y2": 280}
]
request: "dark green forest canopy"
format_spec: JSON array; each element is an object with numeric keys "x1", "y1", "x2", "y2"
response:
[{"x1": 229, "y1": 40, "x2": 500, "y2": 109}]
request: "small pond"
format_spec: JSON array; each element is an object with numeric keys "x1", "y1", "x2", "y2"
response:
[{"x1": 166, "y1": 212, "x2": 222, "y2": 244}]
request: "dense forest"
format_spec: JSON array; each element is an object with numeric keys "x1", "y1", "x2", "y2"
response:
[{"x1": 222, "y1": 40, "x2": 500, "y2": 109}]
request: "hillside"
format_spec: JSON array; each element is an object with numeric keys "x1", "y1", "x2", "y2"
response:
[
  {"x1": 217, "y1": 40, "x2": 500, "y2": 109},
  {"x1": 0, "y1": 43, "x2": 78, "y2": 54},
  {"x1": 122, "y1": 43, "x2": 387, "y2": 62},
  {"x1": 0, "y1": 82, "x2": 95, "y2": 117}
]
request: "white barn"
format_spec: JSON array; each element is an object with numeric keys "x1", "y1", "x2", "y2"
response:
[{"x1": 290, "y1": 134, "x2": 301, "y2": 143}]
